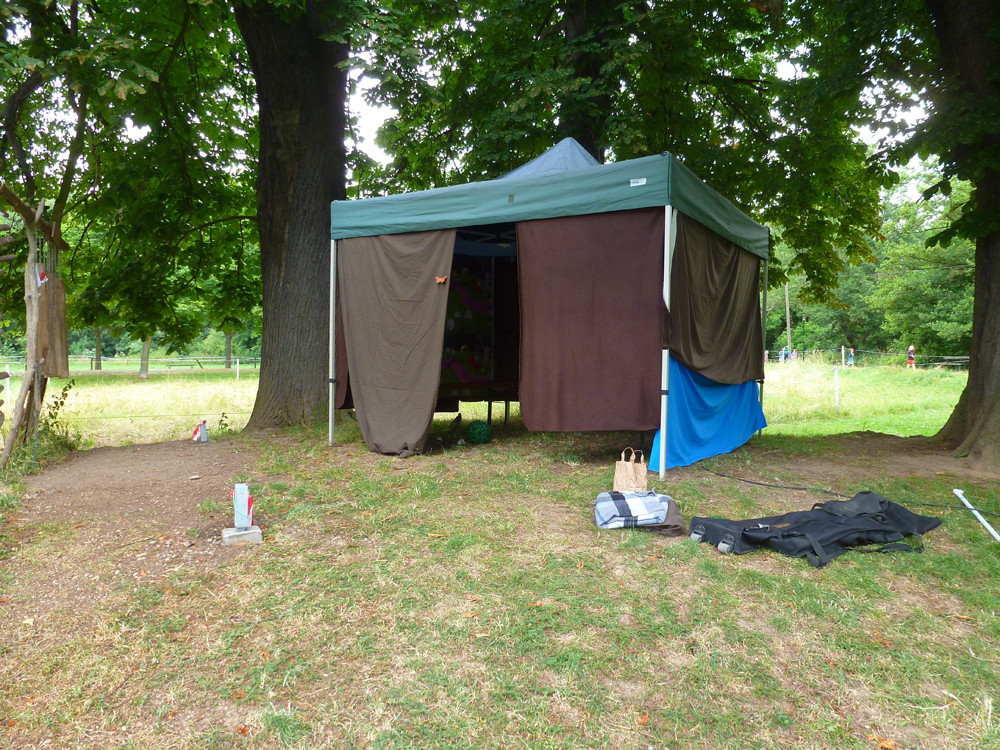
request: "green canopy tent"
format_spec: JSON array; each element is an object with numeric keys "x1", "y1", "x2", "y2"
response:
[{"x1": 329, "y1": 139, "x2": 770, "y2": 472}]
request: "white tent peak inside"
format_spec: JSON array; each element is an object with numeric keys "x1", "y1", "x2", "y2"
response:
[
  {"x1": 329, "y1": 138, "x2": 770, "y2": 472},
  {"x1": 499, "y1": 136, "x2": 600, "y2": 179}
]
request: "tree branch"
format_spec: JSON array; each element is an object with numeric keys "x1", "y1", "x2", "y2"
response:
[
  {"x1": 179, "y1": 214, "x2": 258, "y2": 240},
  {"x1": 50, "y1": 90, "x2": 90, "y2": 246},
  {"x1": 0, "y1": 181, "x2": 72, "y2": 254},
  {"x1": 0, "y1": 71, "x2": 45, "y2": 204}
]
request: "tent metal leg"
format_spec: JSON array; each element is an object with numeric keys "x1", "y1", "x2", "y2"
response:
[
  {"x1": 329, "y1": 239, "x2": 337, "y2": 446},
  {"x1": 659, "y1": 349, "x2": 669, "y2": 479},
  {"x1": 659, "y1": 205, "x2": 676, "y2": 480},
  {"x1": 758, "y1": 258, "x2": 768, "y2": 435}
]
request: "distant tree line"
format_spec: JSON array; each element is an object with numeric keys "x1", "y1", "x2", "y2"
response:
[
  {"x1": 0, "y1": 325, "x2": 262, "y2": 361},
  {"x1": 768, "y1": 161, "x2": 974, "y2": 361}
]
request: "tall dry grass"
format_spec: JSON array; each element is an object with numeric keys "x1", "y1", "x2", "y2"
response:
[
  {"x1": 1, "y1": 371, "x2": 259, "y2": 447},
  {"x1": 1, "y1": 360, "x2": 966, "y2": 450},
  {"x1": 761, "y1": 360, "x2": 965, "y2": 437}
]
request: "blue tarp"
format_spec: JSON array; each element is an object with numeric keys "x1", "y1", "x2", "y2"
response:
[{"x1": 648, "y1": 358, "x2": 767, "y2": 472}]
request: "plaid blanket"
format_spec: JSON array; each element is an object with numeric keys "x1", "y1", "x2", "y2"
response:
[{"x1": 594, "y1": 491, "x2": 670, "y2": 529}]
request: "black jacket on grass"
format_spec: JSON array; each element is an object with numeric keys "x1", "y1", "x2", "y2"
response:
[{"x1": 690, "y1": 491, "x2": 942, "y2": 567}]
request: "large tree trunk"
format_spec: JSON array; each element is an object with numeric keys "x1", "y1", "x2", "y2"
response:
[
  {"x1": 927, "y1": 0, "x2": 1000, "y2": 470},
  {"x1": 224, "y1": 332, "x2": 233, "y2": 369},
  {"x1": 234, "y1": 1, "x2": 348, "y2": 428}
]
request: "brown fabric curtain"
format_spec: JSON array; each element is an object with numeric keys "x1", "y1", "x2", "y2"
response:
[
  {"x1": 334, "y1": 301, "x2": 351, "y2": 409},
  {"x1": 517, "y1": 208, "x2": 664, "y2": 431},
  {"x1": 338, "y1": 230, "x2": 456, "y2": 455},
  {"x1": 668, "y1": 213, "x2": 763, "y2": 384}
]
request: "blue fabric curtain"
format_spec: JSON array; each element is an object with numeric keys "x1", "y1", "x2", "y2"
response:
[{"x1": 649, "y1": 358, "x2": 767, "y2": 471}]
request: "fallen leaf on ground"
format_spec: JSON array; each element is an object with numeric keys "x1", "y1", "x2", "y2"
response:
[
  {"x1": 462, "y1": 611, "x2": 479, "y2": 618},
  {"x1": 866, "y1": 734, "x2": 901, "y2": 750},
  {"x1": 637, "y1": 712, "x2": 650, "y2": 726}
]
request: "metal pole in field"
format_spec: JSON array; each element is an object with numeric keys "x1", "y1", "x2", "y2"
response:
[
  {"x1": 953, "y1": 489, "x2": 1000, "y2": 542},
  {"x1": 236, "y1": 358, "x2": 240, "y2": 380},
  {"x1": 784, "y1": 282, "x2": 792, "y2": 353},
  {"x1": 834, "y1": 366, "x2": 839, "y2": 410},
  {"x1": 841, "y1": 345, "x2": 845, "y2": 367}
]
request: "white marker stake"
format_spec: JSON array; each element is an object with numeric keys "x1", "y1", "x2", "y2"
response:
[
  {"x1": 191, "y1": 420, "x2": 208, "y2": 442},
  {"x1": 234, "y1": 483, "x2": 253, "y2": 529},
  {"x1": 223, "y1": 483, "x2": 262, "y2": 544}
]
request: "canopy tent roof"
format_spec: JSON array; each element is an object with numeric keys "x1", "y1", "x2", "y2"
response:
[
  {"x1": 499, "y1": 136, "x2": 600, "y2": 179},
  {"x1": 331, "y1": 140, "x2": 770, "y2": 259}
]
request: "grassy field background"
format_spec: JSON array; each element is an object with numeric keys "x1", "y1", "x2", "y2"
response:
[
  {"x1": 0, "y1": 359, "x2": 970, "y2": 449},
  {"x1": 1, "y1": 361, "x2": 998, "y2": 749}
]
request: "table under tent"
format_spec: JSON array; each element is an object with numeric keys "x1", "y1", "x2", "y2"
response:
[{"x1": 329, "y1": 138, "x2": 769, "y2": 474}]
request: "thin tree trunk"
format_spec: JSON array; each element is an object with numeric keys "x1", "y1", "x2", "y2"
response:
[
  {"x1": 94, "y1": 327, "x2": 103, "y2": 371},
  {"x1": 225, "y1": 332, "x2": 232, "y2": 369},
  {"x1": 235, "y1": 1, "x2": 348, "y2": 428},
  {"x1": 139, "y1": 337, "x2": 152, "y2": 380},
  {"x1": 1, "y1": 223, "x2": 42, "y2": 469}
]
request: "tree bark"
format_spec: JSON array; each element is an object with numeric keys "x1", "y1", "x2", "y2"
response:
[
  {"x1": 555, "y1": 0, "x2": 622, "y2": 162},
  {"x1": 224, "y1": 332, "x2": 232, "y2": 369},
  {"x1": 926, "y1": 0, "x2": 1000, "y2": 470},
  {"x1": 0, "y1": 225, "x2": 42, "y2": 469},
  {"x1": 139, "y1": 337, "x2": 152, "y2": 380},
  {"x1": 94, "y1": 327, "x2": 102, "y2": 371},
  {"x1": 234, "y1": 0, "x2": 348, "y2": 428}
]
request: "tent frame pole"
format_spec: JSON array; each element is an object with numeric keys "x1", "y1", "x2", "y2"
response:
[
  {"x1": 759, "y1": 257, "x2": 768, "y2": 426},
  {"x1": 328, "y1": 239, "x2": 337, "y2": 446},
  {"x1": 659, "y1": 206, "x2": 677, "y2": 479}
]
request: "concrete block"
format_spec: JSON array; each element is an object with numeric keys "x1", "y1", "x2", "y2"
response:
[{"x1": 223, "y1": 526, "x2": 262, "y2": 545}]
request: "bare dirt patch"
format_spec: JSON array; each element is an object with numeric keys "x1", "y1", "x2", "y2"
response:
[{"x1": 3, "y1": 438, "x2": 256, "y2": 621}]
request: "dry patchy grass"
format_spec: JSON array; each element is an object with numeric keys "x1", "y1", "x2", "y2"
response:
[{"x1": 1, "y1": 379, "x2": 998, "y2": 749}]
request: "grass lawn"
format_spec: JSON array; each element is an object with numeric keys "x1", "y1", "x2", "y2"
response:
[{"x1": 0, "y1": 362, "x2": 997, "y2": 749}]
